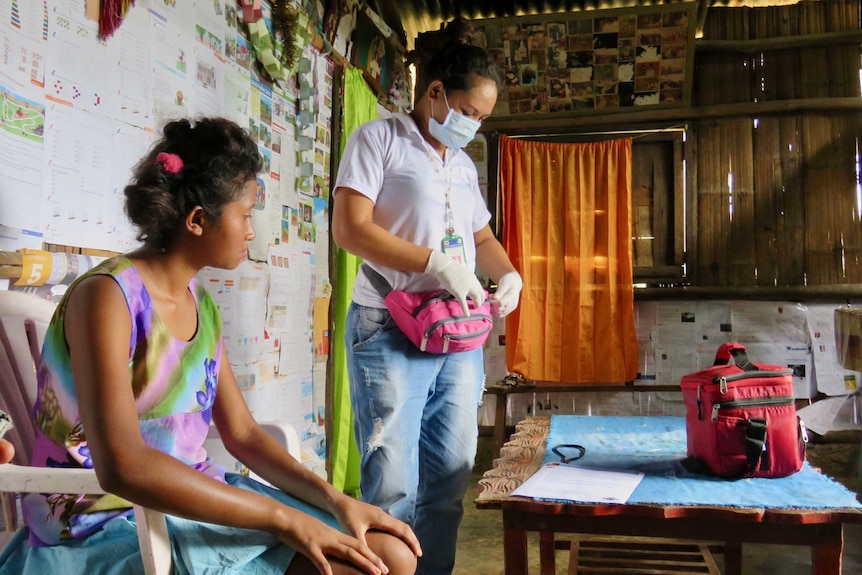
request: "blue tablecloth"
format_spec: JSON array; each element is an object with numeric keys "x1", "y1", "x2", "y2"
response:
[{"x1": 544, "y1": 415, "x2": 862, "y2": 509}]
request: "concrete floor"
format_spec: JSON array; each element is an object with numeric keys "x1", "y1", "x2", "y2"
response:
[{"x1": 453, "y1": 435, "x2": 862, "y2": 575}]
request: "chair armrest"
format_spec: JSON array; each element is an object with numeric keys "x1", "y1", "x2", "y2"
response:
[
  {"x1": 258, "y1": 421, "x2": 301, "y2": 460},
  {"x1": 0, "y1": 464, "x2": 173, "y2": 575},
  {"x1": 206, "y1": 420, "x2": 301, "y2": 461},
  {"x1": 0, "y1": 464, "x2": 105, "y2": 494}
]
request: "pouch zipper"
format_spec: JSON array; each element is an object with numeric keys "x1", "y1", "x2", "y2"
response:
[
  {"x1": 710, "y1": 395, "x2": 796, "y2": 422},
  {"x1": 441, "y1": 324, "x2": 492, "y2": 353},
  {"x1": 420, "y1": 314, "x2": 492, "y2": 352},
  {"x1": 412, "y1": 291, "x2": 452, "y2": 317}
]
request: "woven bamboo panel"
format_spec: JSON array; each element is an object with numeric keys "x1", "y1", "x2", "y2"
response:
[
  {"x1": 691, "y1": 0, "x2": 862, "y2": 287},
  {"x1": 802, "y1": 114, "x2": 856, "y2": 285},
  {"x1": 698, "y1": 1, "x2": 861, "y2": 103},
  {"x1": 751, "y1": 115, "x2": 807, "y2": 286},
  {"x1": 695, "y1": 119, "x2": 758, "y2": 286}
]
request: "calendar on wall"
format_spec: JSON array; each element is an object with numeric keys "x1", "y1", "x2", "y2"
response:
[{"x1": 472, "y1": 2, "x2": 696, "y2": 117}]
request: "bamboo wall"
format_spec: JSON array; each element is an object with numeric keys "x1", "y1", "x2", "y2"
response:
[
  {"x1": 631, "y1": 142, "x2": 673, "y2": 268},
  {"x1": 692, "y1": 0, "x2": 862, "y2": 287}
]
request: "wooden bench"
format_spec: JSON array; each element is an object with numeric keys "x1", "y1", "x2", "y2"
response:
[{"x1": 561, "y1": 534, "x2": 721, "y2": 575}]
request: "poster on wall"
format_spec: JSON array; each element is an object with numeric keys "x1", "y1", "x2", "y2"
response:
[
  {"x1": 631, "y1": 300, "x2": 850, "y2": 399},
  {"x1": 350, "y1": 10, "x2": 395, "y2": 96},
  {"x1": 0, "y1": 0, "x2": 331, "y2": 474},
  {"x1": 471, "y1": 2, "x2": 696, "y2": 117}
]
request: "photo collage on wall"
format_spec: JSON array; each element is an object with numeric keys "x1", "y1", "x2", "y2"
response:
[{"x1": 472, "y1": 4, "x2": 694, "y2": 116}]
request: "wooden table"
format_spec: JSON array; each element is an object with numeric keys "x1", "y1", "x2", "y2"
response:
[
  {"x1": 476, "y1": 416, "x2": 862, "y2": 575},
  {"x1": 483, "y1": 383, "x2": 682, "y2": 456}
]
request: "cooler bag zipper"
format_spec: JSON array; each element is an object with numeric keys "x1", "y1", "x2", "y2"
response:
[
  {"x1": 715, "y1": 369, "x2": 794, "y2": 391},
  {"x1": 710, "y1": 395, "x2": 796, "y2": 422},
  {"x1": 695, "y1": 369, "x2": 793, "y2": 420}
]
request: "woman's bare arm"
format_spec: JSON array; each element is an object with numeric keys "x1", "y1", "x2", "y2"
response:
[{"x1": 331, "y1": 188, "x2": 431, "y2": 272}]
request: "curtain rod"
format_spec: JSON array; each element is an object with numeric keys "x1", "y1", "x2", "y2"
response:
[{"x1": 498, "y1": 125, "x2": 688, "y2": 138}]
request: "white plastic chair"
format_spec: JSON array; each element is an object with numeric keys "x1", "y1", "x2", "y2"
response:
[{"x1": 0, "y1": 290, "x2": 301, "y2": 574}]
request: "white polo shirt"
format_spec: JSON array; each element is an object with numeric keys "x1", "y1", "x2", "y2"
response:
[{"x1": 334, "y1": 112, "x2": 491, "y2": 308}]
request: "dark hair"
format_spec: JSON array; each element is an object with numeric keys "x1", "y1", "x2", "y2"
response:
[
  {"x1": 412, "y1": 18, "x2": 501, "y2": 98},
  {"x1": 124, "y1": 117, "x2": 262, "y2": 250}
]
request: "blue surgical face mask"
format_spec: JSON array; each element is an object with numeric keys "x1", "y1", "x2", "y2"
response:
[{"x1": 428, "y1": 91, "x2": 481, "y2": 149}]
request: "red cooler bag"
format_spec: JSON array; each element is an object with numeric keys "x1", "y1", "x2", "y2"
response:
[{"x1": 681, "y1": 343, "x2": 807, "y2": 478}]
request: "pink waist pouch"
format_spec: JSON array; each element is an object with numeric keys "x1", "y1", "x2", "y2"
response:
[{"x1": 363, "y1": 264, "x2": 492, "y2": 354}]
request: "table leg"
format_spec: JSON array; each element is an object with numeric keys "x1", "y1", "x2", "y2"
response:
[
  {"x1": 811, "y1": 525, "x2": 844, "y2": 575},
  {"x1": 724, "y1": 541, "x2": 742, "y2": 575},
  {"x1": 539, "y1": 531, "x2": 555, "y2": 575},
  {"x1": 503, "y1": 527, "x2": 528, "y2": 575}
]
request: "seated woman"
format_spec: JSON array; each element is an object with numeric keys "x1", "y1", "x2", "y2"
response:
[{"x1": 0, "y1": 117, "x2": 420, "y2": 575}]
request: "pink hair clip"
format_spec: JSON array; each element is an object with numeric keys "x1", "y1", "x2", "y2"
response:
[{"x1": 157, "y1": 152, "x2": 183, "y2": 174}]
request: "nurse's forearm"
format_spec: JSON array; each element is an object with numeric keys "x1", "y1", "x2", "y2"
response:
[{"x1": 334, "y1": 219, "x2": 432, "y2": 273}]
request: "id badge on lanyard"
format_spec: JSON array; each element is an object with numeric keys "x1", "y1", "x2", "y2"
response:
[
  {"x1": 429, "y1": 145, "x2": 467, "y2": 266},
  {"x1": 442, "y1": 234, "x2": 466, "y2": 266}
]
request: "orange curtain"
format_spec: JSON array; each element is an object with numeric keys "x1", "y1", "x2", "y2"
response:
[{"x1": 499, "y1": 135, "x2": 638, "y2": 384}]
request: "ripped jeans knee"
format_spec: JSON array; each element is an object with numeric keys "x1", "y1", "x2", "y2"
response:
[{"x1": 367, "y1": 417, "x2": 384, "y2": 451}]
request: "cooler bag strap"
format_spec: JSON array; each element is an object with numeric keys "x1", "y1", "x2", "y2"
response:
[
  {"x1": 745, "y1": 417, "x2": 770, "y2": 473},
  {"x1": 362, "y1": 264, "x2": 393, "y2": 298},
  {"x1": 713, "y1": 343, "x2": 757, "y2": 371}
]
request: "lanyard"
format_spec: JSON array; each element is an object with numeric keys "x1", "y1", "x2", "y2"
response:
[{"x1": 423, "y1": 142, "x2": 456, "y2": 237}]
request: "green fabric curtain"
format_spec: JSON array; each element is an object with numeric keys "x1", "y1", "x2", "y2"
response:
[{"x1": 329, "y1": 68, "x2": 379, "y2": 497}]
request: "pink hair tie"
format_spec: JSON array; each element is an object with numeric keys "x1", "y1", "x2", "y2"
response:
[{"x1": 157, "y1": 152, "x2": 183, "y2": 174}]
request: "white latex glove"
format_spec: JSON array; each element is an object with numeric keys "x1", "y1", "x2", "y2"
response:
[
  {"x1": 490, "y1": 271, "x2": 523, "y2": 318},
  {"x1": 425, "y1": 249, "x2": 486, "y2": 316}
]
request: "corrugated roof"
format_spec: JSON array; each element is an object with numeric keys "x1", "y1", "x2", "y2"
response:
[{"x1": 371, "y1": 0, "x2": 806, "y2": 48}]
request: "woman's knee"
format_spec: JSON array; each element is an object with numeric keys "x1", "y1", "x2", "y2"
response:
[
  {"x1": 286, "y1": 532, "x2": 418, "y2": 575},
  {"x1": 366, "y1": 530, "x2": 418, "y2": 575}
]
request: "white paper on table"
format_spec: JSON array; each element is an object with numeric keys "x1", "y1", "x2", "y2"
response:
[{"x1": 511, "y1": 462, "x2": 644, "y2": 504}]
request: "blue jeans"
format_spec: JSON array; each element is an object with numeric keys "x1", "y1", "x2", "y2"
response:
[{"x1": 345, "y1": 303, "x2": 485, "y2": 575}]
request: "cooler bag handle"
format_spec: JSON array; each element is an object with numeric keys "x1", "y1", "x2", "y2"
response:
[{"x1": 713, "y1": 343, "x2": 757, "y2": 371}]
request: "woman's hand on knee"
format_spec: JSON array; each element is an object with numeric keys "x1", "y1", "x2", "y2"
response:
[
  {"x1": 277, "y1": 512, "x2": 389, "y2": 575},
  {"x1": 332, "y1": 495, "x2": 422, "y2": 559}
]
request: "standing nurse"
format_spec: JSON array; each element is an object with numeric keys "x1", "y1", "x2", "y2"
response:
[{"x1": 332, "y1": 20, "x2": 523, "y2": 575}]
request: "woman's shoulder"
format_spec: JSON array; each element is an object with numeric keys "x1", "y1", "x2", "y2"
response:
[
  {"x1": 190, "y1": 277, "x2": 219, "y2": 316},
  {"x1": 87, "y1": 255, "x2": 134, "y2": 276},
  {"x1": 351, "y1": 116, "x2": 400, "y2": 141},
  {"x1": 452, "y1": 148, "x2": 480, "y2": 175},
  {"x1": 59, "y1": 256, "x2": 135, "y2": 304},
  {"x1": 189, "y1": 277, "x2": 222, "y2": 342},
  {"x1": 62, "y1": 255, "x2": 152, "y2": 319},
  {"x1": 89, "y1": 255, "x2": 142, "y2": 295},
  {"x1": 344, "y1": 117, "x2": 407, "y2": 165}
]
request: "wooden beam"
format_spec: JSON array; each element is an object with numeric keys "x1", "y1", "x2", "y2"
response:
[
  {"x1": 634, "y1": 284, "x2": 862, "y2": 301},
  {"x1": 634, "y1": 265, "x2": 684, "y2": 279},
  {"x1": 696, "y1": 29, "x2": 862, "y2": 54},
  {"x1": 695, "y1": 0, "x2": 709, "y2": 39},
  {"x1": 483, "y1": 97, "x2": 862, "y2": 133}
]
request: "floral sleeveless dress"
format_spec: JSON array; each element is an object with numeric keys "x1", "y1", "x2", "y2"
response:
[{"x1": 0, "y1": 256, "x2": 338, "y2": 575}]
